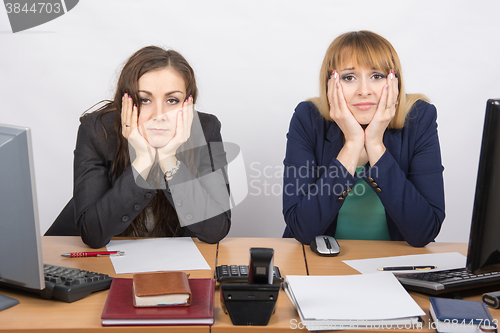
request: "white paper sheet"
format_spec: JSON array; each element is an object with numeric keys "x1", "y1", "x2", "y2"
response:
[
  {"x1": 106, "y1": 238, "x2": 211, "y2": 274},
  {"x1": 286, "y1": 273, "x2": 424, "y2": 321},
  {"x1": 343, "y1": 252, "x2": 466, "y2": 275}
]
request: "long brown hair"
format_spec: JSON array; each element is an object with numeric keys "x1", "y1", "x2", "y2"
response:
[
  {"x1": 311, "y1": 30, "x2": 428, "y2": 129},
  {"x1": 92, "y1": 46, "x2": 198, "y2": 237}
]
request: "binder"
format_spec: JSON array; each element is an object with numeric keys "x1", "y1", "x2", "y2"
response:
[
  {"x1": 429, "y1": 297, "x2": 496, "y2": 333},
  {"x1": 101, "y1": 278, "x2": 214, "y2": 326}
]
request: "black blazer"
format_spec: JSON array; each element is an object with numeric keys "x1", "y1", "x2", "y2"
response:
[{"x1": 47, "y1": 109, "x2": 231, "y2": 248}]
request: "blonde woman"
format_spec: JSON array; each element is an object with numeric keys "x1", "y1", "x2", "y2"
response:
[{"x1": 282, "y1": 31, "x2": 444, "y2": 247}]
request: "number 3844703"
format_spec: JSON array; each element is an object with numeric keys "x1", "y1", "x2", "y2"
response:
[{"x1": 5, "y1": 2, "x2": 62, "y2": 14}]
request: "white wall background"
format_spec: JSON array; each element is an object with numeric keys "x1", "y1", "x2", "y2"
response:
[{"x1": 1, "y1": 0, "x2": 499, "y2": 243}]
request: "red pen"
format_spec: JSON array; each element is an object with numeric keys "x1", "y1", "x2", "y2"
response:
[{"x1": 61, "y1": 251, "x2": 125, "y2": 257}]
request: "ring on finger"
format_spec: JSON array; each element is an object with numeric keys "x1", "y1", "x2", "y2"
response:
[{"x1": 386, "y1": 102, "x2": 398, "y2": 109}]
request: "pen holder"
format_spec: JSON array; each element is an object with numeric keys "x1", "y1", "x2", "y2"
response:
[{"x1": 220, "y1": 283, "x2": 280, "y2": 325}]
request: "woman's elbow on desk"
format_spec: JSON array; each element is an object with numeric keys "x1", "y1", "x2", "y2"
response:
[
  {"x1": 283, "y1": 203, "x2": 331, "y2": 245},
  {"x1": 80, "y1": 233, "x2": 112, "y2": 249},
  {"x1": 406, "y1": 238, "x2": 432, "y2": 248},
  {"x1": 187, "y1": 212, "x2": 231, "y2": 244},
  {"x1": 401, "y1": 219, "x2": 445, "y2": 248},
  {"x1": 283, "y1": 219, "x2": 319, "y2": 245},
  {"x1": 404, "y1": 230, "x2": 442, "y2": 248},
  {"x1": 196, "y1": 224, "x2": 230, "y2": 244},
  {"x1": 77, "y1": 222, "x2": 113, "y2": 249}
]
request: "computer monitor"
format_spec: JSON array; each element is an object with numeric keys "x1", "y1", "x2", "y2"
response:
[
  {"x1": 467, "y1": 99, "x2": 500, "y2": 273},
  {"x1": 0, "y1": 124, "x2": 45, "y2": 290}
]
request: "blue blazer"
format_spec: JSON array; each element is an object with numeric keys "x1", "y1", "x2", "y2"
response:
[{"x1": 282, "y1": 100, "x2": 445, "y2": 247}]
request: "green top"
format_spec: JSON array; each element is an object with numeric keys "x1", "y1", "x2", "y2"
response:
[{"x1": 335, "y1": 165, "x2": 390, "y2": 240}]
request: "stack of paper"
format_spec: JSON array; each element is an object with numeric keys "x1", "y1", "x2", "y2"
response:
[
  {"x1": 106, "y1": 238, "x2": 211, "y2": 274},
  {"x1": 285, "y1": 273, "x2": 425, "y2": 330}
]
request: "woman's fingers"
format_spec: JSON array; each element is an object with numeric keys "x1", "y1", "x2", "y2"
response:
[
  {"x1": 175, "y1": 100, "x2": 186, "y2": 139},
  {"x1": 328, "y1": 70, "x2": 343, "y2": 117},
  {"x1": 328, "y1": 70, "x2": 351, "y2": 118},
  {"x1": 121, "y1": 93, "x2": 133, "y2": 139},
  {"x1": 374, "y1": 70, "x2": 393, "y2": 119},
  {"x1": 121, "y1": 94, "x2": 150, "y2": 163},
  {"x1": 387, "y1": 69, "x2": 396, "y2": 112},
  {"x1": 121, "y1": 94, "x2": 126, "y2": 125},
  {"x1": 176, "y1": 96, "x2": 194, "y2": 139},
  {"x1": 328, "y1": 70, "x2": 364, "y2": 145},
  {"x1": 185, "y1": 95, "x2": 194, "y2": 136},
  {"x1": 131, "y1": 103, "x2": 138, "y2": 132},
  {"x1": 380, "y1": 82, "x2": 390, "y2": 112},
  {"x1": 384, "y1": 69, "x2": 399, "y2": 112},
  {"x1": 158, "y1": 96, "x2": 194, "y2": 159},
  {"x1": 139, "y1": 94, "x2": 195, "y2": 164},
  {"x1": 335, "y1": 78, "x2": 351, "y2": 113},
  {"x1": 327, "y1": 71, "x2": 336, "y2": 112},
  {"x1": 366, "y1": 69, "x2": 398, "y2": 143},
  {"x1": 392, "y1": 70, "x2": 399, "y2": 107}
]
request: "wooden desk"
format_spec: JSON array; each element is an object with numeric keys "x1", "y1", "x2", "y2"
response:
[
  {"x1": 0, "y1": 236, "x2": 216, "y2": 333},
  {"x1": 212, "y1": 237, "x2": 308, "y2": 332},
  {"x1": 38, "y1": 236, "x2": 218, "y2": 279},
  {"x1": 2, "y1": 237, "x2": 500, "y2": 332},
  {"x1": 304, "y1": 239, "x2": 500, "y2": 332}
]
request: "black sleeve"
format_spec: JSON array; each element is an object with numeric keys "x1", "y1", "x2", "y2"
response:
[
  {"x1": 73, "y1": 115, "x2": 155, "y2": 248},
  {"x1": 166, "y1": 113, "x2": 231, "y2": 243}
]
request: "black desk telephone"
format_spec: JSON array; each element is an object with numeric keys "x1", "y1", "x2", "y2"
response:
[{"x1": 215, "y1": 264, "x2": 283, "y2": 283}]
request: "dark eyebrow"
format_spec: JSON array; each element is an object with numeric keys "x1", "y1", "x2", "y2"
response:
[
  {"x1": 138, "y1": 90, "x2": 184, "y2": 96},
  {"x1": 165, "y1": 90, "x2": 184, "y2": 96}
]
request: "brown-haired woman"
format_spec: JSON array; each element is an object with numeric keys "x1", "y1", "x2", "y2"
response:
[
  {"x1": 282, "y1": 31, "x2": 445, "y2": 247},
  {"x1": 72, "y1": 46, "x2": 230, "y2": 248}
]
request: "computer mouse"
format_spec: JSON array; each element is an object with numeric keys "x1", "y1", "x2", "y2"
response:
[{"x1": 310, "y1": 235, "x2": 340, "y2": 256}]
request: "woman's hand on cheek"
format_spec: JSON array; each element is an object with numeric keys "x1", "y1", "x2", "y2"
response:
[
  {"x1": 329, "y1": 71, "x2": 364, "y2": 175},
  {"x1": 121, "y1": 93, "x2": 135, "y2": 140},
  {"x1": 158, "y1": 96, "x2": 194, "y2": 165},
  {"x1": 122, "y1": 93, "x2": 155, "y2": 175},
  {"x1": 364, "y1": 70, "x2": 399, "y2": 164},
  {"x1": 328, "y1": 71, "x2": 364, "y2": 146}
]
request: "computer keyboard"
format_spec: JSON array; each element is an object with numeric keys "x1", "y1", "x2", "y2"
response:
[
  {"x1": 215, "y1": 265, "x2": 283, "y2": 283},
  {"x1": 397, "y1": 267, "x2": 500, "y2": 295},
  {"x1": 39, "y1": 264, "x2": 113, "y2": 302},
  {"x1": 0, "y1": 264, "x2": 113, "y2": 302}
]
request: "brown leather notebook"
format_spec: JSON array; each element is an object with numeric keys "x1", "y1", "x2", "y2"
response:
[{"x1": 132, "y1": 271, "x2": 191, "y2": 307}]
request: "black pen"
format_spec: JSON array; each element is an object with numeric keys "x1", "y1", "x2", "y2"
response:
[{"x1": 377, "y1": 265, "x2": 436, "y2": 271}]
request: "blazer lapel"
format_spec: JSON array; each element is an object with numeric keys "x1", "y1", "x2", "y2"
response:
[{"x1": 322, "y1": 121, "x2": 344, "y2": 166}]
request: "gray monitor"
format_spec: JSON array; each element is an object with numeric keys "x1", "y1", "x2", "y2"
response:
[{"x1": 0, "y1": 124, "x2": 45, "y2": 290}]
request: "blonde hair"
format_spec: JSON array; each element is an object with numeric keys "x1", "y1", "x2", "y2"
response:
[{"x1": 310, "y1": 30, "x2": 428, "y2": 129}]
